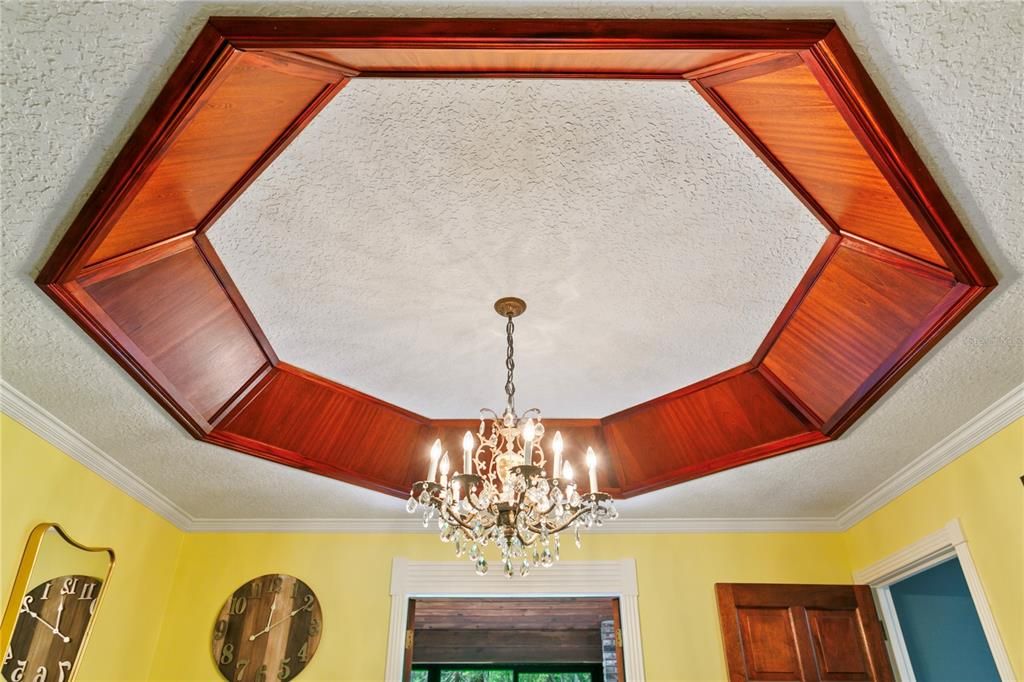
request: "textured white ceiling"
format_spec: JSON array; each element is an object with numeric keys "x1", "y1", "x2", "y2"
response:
[
  {"x1": 2, "y1": 1, "x2": 1022, "y2": 522},
  {"x1": 208, "y1": 79, "x2": 825, "y2": 417}
]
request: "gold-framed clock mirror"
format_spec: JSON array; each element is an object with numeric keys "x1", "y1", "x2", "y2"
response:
[
  {"x1": 212, "y1": 574, "x2": 322, "y2": 681},
  {"x1": 1, "y1": 523, "x2": 115, "y2": 682}
]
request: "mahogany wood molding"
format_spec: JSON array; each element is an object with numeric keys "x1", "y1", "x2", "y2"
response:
[{"x1": 38, "y1": 18, "x2": 995, "y2": 499}]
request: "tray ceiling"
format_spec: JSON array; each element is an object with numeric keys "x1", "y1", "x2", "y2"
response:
[
  {"x1": 208, "y1": 78, "x2": 825, "y2": 417},
  {"x1": 2, "y1": 2, "x2": 1021, "y2": 524}
]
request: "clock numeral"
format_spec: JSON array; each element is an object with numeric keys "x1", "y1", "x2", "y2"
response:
[
  {"x1": 4, "y1": 645, "x2": 12, "y2": 665},
  {"x1": 291, "y1": 581, "x2": 301, "y2": 598},
  {"x1": 219, "y1": 643, "x2": 235, "y2": 665},
  {"x1": 300, "y1": 594, "x2": 315, "y2": 612},
  {"x1": 234, "y1": 659, "x2": 248, "y2": 680},
  {"x1": 277, "y1": 658, "x2": 291, "y2": 680},
  {"x1": 60, "y1": 578, "x2": 79, "y2": 596},
  {"x1": 10, "y1": 660, "x2": 27, "y2": 682},
  {"x1": 89, "y1": 599, "x2": 98, "y2": 616},
  {"x1": 268, "y1": 576, "x2": 283, "y2": 594},
  {"x1": 40, "y1": 582, "x2": 52, "y2": 601},
  {"x1": 32, "y1": 665, "x2": 47, "y2": 682},
  {"x1": 230, "y1": 596, "x2": 247, "y2": 615},
  {"x1": 249, "y1": 581, "x2": 262, "y2": 598},
  {"x1": 213, "y1": 619, "x2": 228, "y2": 640},
  {"x1": 56, "y1": 661, "x2": 71, "y2": 682},
  {"x1": 297, "y1": 642, "x2": 308, "y2": 663},
  {"x1": 254, "y1": 664, "x2": 268, "y2": 682},
  {"x1": 78, "y1": 582, "x2": 97, "y2": 601},
  {"x1": 309, "y1": 616, "x2": 321, "y2": 637}
]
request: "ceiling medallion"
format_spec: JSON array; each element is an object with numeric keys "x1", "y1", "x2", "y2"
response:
[{"x1": 408, "y1": 298, "x2": 617, "y2": 577}]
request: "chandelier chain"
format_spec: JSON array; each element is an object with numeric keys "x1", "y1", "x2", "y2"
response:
[{"x1": 504, "y1": 314, "x2": 515, "y2": 414}]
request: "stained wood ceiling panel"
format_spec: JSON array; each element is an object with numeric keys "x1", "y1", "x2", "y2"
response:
[
  {"x1": 214, "y1": 363, "x2": 428, "y2": 495},
  {"x1": 37, "y1": 18, "x2": 995, "y2": 501},
  {"x1": 762, "y1": 241, "x2": 957, "y2": 426},
  {"x1": 708, "y1": 62, "x2": 944, "y2": 266},
  {"x1": 80, "y1": 241, "x2": 269, "y2": 426},
  {"x1": 299, "y1": 47, "x2": 761, "y2": 77},
  {"x1": 602, "y1": 367, "x2": 820, "y2": 494},
  {"x1": 85, "y1": 53, "x2": 338, "y2": 266}
]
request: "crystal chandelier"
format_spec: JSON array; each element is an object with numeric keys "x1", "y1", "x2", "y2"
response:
[{"x1": 407, "y1": 297, "x2": 617, "y2": 578}]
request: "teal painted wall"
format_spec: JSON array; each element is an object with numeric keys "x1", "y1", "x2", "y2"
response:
[{"x1": 890, "y1": 558, "x2": 1000, "y2": 681}]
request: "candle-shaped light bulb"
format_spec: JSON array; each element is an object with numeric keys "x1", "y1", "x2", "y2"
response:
[
  {"x1": 522, "y1": 418, "x2": 535, "y2": 466},
  {"x1": 462, "y1": 431, "x2": 474, "y2": 475},
  {"x1": 439, "y1": 452, "x2": 450, "y2": 487},
  {"x1": 428, "y1": 438, "x2": 442, "y2": 482},
  {"x1": 562, "y1": 460, "x2": 574, "y2": 482},
  {"x1": 586, "y1": 447, "x2": 598, "y2": 493},
  {"x1": 552, "y1": 431, "x2": 564, "y2": 480},
  {"x1": 452, "y1": 475, "x2": 461, "y2": 501}
]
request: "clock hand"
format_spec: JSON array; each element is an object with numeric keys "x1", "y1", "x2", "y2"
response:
[
  {"x1": 52, "y1": 596, "x2": 71, "y2": 643},
  {"x1": 263, "y1": 604, "x2": 308, "y2": 633},
  {"x1": 248, "y1": 594, "x2": 279, "y2": 641},
  {"x1": 18, "y1": 597, "x2": 68, "y2": 642}
]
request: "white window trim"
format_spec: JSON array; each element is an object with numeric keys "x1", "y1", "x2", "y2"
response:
[
  {"x1": 384, "y1": 558, "x2": 645, "y2": 681},
  {"x1": 853, "y1": 518, "x2": 1016, "y2": 682}
]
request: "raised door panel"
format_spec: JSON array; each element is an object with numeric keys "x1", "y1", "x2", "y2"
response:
[
  {"x1": 762, "y1": 241, "x2": 955, "y2": 426},
  {"x1": 87, "y1": 52, "x2": 339, "y2": 265},
  {"x1": 806, "y1": 609, "x2": 872, "y2": 681},
  {"x1": 707, "y1": 63, "x2": 942, "y2": 265},
  {"x1": 717, "y1": 583, "x2": 893, "y2": 682},
  {"x1": 81, "y1": 241, "x2": 269, "y2": 424},
  {"x1": 737, "y1": 607, "x2": 809, "y2": 681}
]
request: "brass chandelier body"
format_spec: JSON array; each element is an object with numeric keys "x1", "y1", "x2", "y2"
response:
[{"x1": 407, "y1": 298, "x2": 617, "y2": 577}]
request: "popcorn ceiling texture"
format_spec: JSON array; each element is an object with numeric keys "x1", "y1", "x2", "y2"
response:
[
  {"x1": 2, "y1": 1, "x2": 1022, "y2": 521},
  {"x1": 209, "y1": 79, "x2": 825, "y2": 418}
]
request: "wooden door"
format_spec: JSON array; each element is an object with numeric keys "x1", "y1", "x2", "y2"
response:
[
  {"x1": 716, "y1": 583, "x2": 893, "y2": 682},
  {"x1": 611, "y1": 597, "x2": 626, "y2": 681}
]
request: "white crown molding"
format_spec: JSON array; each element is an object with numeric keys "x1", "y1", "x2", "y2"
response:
[
  {"x1": 0, "y1": 379, "x2": 194, "y2": 530},
  {"x1": 184, "y1": 515, "x2": 842, "y2": 533},
  {"x1": 3, "y1": 378, "x2": 1021, "y2": 535},
  {"x1": 835, "y1": 382, "x2": 1024, "y2": 530}
]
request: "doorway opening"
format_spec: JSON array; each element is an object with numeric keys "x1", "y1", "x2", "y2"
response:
[
  {"x1": 887, "y1": 558, "x2": 1000, "y2": 681},
  {"x1": 407, "y1": 598, "x2": 622, "y2": 682}
]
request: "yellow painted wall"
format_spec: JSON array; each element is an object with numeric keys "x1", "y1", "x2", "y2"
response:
[
  {"x1": 147, "y1": 531, "x2": 850, "y2": 681},
  {"x1": 843, "y1": 416, "x2": 1024, "y2": 677},
  {"x1": 0, "y1": 415, "x2": 184, "y2": 681},
  {"x1": 3, "y1": 408, "x2": 1022, "y2": 681}
]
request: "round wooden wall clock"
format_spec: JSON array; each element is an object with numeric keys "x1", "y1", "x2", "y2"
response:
[
  {"x1": 2, "y1": 575, "x2": 103, "y2": 682},
  {"x1": 212, "y1": 574, "x2": 322, "y2": 682}
]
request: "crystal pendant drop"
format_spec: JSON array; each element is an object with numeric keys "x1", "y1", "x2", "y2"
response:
[
  {"x1": 574, "y1": 524, "x2": 582, "y2": 549},
  {"x1": 405, "y1": 496, "x2": 417, "y2": 513},
  {"x1": 503, "y1": 558, "x2": 514, "y2": 579},
  {"x1": 454, "y1": 533, "x2": 463, "y2": 557},
  {"x1": 554, "y1": 533, "x2": 561, "y2": 561},
  {"x1": 520, "y1": 559, "x2": 531, "y2": 577},
  {"x1": 469, "y1": 543, "x2": 480, "y2": 560},
  {"x1": 475, "y1": 556, "x2": 488, "y2": 576}
]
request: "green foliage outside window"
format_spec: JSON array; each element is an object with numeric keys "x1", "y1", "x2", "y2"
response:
[
  {"x1": 439, "y1": 671, "x2": 513, "y2": 682},
  {"x1": 518, "y1": 674, "x2": 592, "y2": 682}
]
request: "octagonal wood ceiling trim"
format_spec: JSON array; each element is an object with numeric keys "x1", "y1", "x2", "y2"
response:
[{"x1": 38, "y1": 18, "x2": 995, "y2": 499}]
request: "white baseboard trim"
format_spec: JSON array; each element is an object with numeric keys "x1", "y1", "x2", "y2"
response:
[{"x1": 3, "y1": 378, "x2": 1021, "y2": 535}]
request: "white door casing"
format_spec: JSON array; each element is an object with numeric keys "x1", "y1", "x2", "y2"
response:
[{"x1": 384, "y1": 558, "x2": 645, "y2": 680}]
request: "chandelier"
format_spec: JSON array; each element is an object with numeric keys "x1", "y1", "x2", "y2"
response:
[{"x1": 407, "y1": 297, "x2": 617, "y2": 578}]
